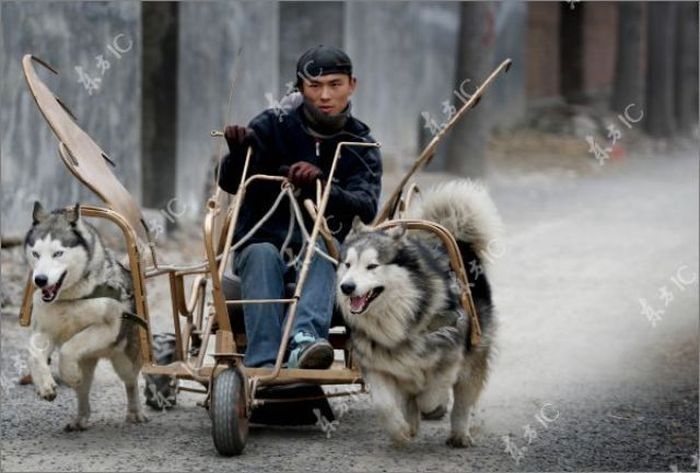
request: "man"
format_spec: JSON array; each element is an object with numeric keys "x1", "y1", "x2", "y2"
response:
[{"x1": 218, "y1": 45, "x2": 382, "y2": 369}]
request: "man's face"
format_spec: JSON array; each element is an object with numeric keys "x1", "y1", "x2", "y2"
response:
[{"x1": 300, "y1": 73, "x2": 356, "y2": 115}]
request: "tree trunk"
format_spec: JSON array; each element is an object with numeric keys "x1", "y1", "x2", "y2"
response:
[
  {"x1": 611, "y1": 2, "x2": 643, "y2": 114},
  {"x1": 644, "y1": 2, "x2": 677, "y2": 138},
  {"x1": 141, "y1": 2, "x2": 179, "y2": 219},
  {"x1": 560, "y1": 2, "x2": 585, "y2": 104},
  {"x1": 444, "y1": 2, "x2": 496, "y2": 178},
  {"x1": 674, "y1": 2, "x2": 699, "y2": 133}
]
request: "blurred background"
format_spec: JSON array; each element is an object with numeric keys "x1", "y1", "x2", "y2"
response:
[{"x1": 1, "y1": 1, "x2": 697, "y2": 237}]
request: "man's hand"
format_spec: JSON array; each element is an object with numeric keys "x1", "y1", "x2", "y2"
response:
[
  {"x1": 224, "y1": 125, "x2": 250, "y2": 154},
  {"x1": 287, "y1": 162, "x2": 323, "y2": 188}
]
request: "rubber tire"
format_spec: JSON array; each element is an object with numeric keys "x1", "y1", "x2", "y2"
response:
[
  {"x1": 210, "y1": 367, "x2": 249, "y2": 456},
  {"x1": 143, "y1": 333, "x2": 178, "y2": 410}
]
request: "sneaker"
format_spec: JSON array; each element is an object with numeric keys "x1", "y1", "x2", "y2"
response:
[{"x1": 287, "y1": 332, "x2": 334, "y2": 369}]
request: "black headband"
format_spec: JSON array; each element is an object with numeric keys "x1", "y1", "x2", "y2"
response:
[{"x1": 296, "y1": 45, "x2": 353, "y2": 87}]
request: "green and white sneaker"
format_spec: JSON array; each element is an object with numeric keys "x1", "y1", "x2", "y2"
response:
[{"x1": 287, "y1": 332, "x2": 334, "y2": 369}]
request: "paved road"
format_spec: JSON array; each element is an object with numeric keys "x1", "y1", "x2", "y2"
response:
[{"x1": 1, "y1": 145, "x2": 697, "y2": 472}]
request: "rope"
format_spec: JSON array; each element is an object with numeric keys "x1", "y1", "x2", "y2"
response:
[
  {"x1": 228, "y1": 183, "x2": 338, "y2": 268},
  {"x1": 230, "y1": 186, "x2": 288, "y2": 252}
]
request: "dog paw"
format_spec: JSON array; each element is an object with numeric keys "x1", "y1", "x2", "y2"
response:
[
  {"x1": 388, "y1": 423, "x2": 413, "y2": 446},
  {"x1": 37, "y1": 380, "x2": 58, "y2": 401},
  {"x1": 64, "y1": 419, "x2": 89, "y2": 432},
  {"x1": 126, "y1": 411, "x2": 149, "y2": 424},
  {"x1": 446, "y1": 431, "x2": 474, "y2": 448}
]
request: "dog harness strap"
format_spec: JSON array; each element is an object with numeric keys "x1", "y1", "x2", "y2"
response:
[
  {"x1": 120, "y1": 311, "x2": 149, "y2": 329},
  {"x1": 76, "y1": 283, "x2": 148, "y2": 331},
  {"x1": 83, "y1": 284, "x2": 123, "y2": 301}
]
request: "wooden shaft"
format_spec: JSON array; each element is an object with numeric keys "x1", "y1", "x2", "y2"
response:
[
  {"x1": 375, "y1": 58, "x2": 512, "y2": 223},
  {"x1": 374, "y1": 219, "x2": 481, "y2": 346}
]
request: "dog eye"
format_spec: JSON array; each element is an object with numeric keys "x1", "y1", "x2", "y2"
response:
[
  {"x1": 53, "y1": 251, "x2": 63, "y2": 258},
  {"x1": 31, "y1": 251, "x2": 39, "y2": 259},
  {"x1": 366, "y1": 264, "x2": 378, "y2": 270},
  {"x1": 344, "y1": 261, "x2": 351, "y2": 269}
]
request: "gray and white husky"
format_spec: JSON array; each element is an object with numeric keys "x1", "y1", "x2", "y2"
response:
[
  {"x1": 24, "y1": 202, "x2": 147, "y2": 431},
  {"x1": 337, "y1": 180, "x2": 502, "y2": 447}
]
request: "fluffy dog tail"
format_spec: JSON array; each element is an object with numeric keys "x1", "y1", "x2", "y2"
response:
[{"x1": 408, "y1": 179, "x2": 503, "y2": 264}]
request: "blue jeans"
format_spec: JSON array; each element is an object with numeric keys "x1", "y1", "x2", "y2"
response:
[{"x1": 234, "y1": 240, "x2": 336, "y2": 367}]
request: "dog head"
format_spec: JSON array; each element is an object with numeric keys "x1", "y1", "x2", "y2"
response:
[
  {"x1": 337, "y1": 216, "x2": 417, "y2": 317},
  {"x1": 24, "y1": 202, "x2": 91, "y2": 303}
]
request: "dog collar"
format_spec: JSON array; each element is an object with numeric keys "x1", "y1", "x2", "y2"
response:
[{"x1": 63, "y1": 283, "x2": 148, "y2": 330}]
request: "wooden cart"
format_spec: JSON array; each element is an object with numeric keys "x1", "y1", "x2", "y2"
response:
[{"x1": 18, "y1": 53, "x2": 510, "y2": 456}]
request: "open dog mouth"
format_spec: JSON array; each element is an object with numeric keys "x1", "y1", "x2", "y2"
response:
[
  {"x1": 41, "y1": 271, "x2": 66, "y2": 303},
  {"x1": 349, "y1": 287, "x2": 384, "y2": 315}
]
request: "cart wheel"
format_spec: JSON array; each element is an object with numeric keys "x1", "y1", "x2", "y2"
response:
[
  {"x1": 210, "y1": 367, "x2": 249, "y2": 456},
  {"x1": 143, "y1": 333, "x2": 178, "y2": 410}
]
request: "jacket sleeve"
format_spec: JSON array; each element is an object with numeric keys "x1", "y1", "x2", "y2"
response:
[
  {"x1": 325, "y1": 146, "x2": 382, "y2": 224},
  {"x1": 217, "y1": 111, "x2": 278, "y2": 195}
]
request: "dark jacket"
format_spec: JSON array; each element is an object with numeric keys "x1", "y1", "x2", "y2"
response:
[{"x1": 217, "y1": 103, "x2": 382, "y2": 248}]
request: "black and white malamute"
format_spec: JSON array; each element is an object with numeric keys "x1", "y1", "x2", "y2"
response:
[
  {"x1": 337, "y1": 180, "x2": 501, "y2": 447},
  {"x1": 24, "y1": 202, "x2": 147, "y2": 431}
]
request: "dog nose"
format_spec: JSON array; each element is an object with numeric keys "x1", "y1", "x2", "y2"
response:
[
  {"x1": 340, "y1": 282, "x2": 356, "y2": 295},
  {"x1": 34, "y1": 275, "x2": 48, "y2": 288}
]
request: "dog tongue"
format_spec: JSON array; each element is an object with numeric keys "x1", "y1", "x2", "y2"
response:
[
  {"x1": 42, "y1": 284, "x2": 57, "y2": 299},
  {"x1": 350, "y1": 294, "x2": 368, "y2": 312}
]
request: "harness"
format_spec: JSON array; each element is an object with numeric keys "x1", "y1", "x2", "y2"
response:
[{"x1": 66, "y1": 283, "x2": 148, "y2": 343}]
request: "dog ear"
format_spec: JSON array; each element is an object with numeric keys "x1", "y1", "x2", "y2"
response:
[
  {"x1": 386, "y1": 223, "x2": 406, "y2": 241},
  {"x1": 67, "y1": 202, "x2": 81, "y2": 225},
  {"x1": 351, "y1": 215, "x2": 368, "y2": 233},
  {"x1": 32, "y1": 201, "x2": 48, "y2": 225}
]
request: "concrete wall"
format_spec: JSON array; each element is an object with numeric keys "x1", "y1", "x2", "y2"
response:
[
  {"x1": 491, "y1": 1, "x2": 527, "y2": 131},
  {"x1": 345, "y1": 2, "x2": 460, "y2": 171},
  {"x1": 1, "y1": 1, "x2": 141, "y2": 237},
  {"x1": 279, "y1": 2, "x2": 344, "y2": 94},
  {"x1": 346, "y1": 2, "x2": 526, "y2": 170},
  {"x1": 176, "y1": 1, "x2": 278, "y2": 220}
]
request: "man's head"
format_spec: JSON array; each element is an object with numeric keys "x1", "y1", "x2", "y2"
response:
[{"x1": 296, "y1": 45, "x2": 356, "y2": 116}]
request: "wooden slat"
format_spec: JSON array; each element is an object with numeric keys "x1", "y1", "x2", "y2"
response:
[
  {"x1": 142, "y1": 361, "x2": 361, "y2": 385},
  {"x1": 22, "y1": 54, "x2": 149, "y2": 243}
]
